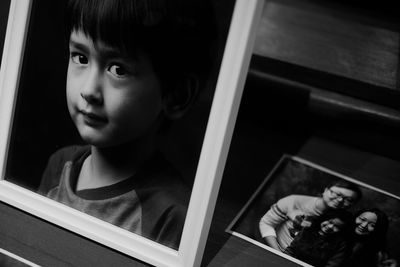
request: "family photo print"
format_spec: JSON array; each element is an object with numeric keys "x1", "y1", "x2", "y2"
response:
[{"x1": 227, "y1": 155, "x2": 400, "y2": 267}]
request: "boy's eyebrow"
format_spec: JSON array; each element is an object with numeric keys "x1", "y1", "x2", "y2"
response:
[
  {"x1": 97, "y1": 45, "x2": 126, "y2": 60},
  {"x1": 69, "y1": 39, "x2": 90, "y2": 55},
  {"x1": 69, "y1": 39, "x2": 130, "y2": 61}
]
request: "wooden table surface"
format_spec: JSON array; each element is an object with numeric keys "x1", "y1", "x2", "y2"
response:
[{"x1": 251, "y1": 0, "x2": 400, "y2": 108}]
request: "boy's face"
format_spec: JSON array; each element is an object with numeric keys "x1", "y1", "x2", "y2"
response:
[{"x1": 66, "y1": 30, "x2": 164, "y2": 147}]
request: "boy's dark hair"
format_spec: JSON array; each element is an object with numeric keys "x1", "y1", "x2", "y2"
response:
[
  {"x1": 327, "y1": 180, "x2": 363, "y2": 202},
  {"x1": 65, "y1": 0, "x2": 217, "y2": 97}
]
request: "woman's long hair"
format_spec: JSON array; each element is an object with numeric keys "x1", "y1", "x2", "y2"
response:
[{"x1": 352, "y1": 208, "x2": 389, "y2": 252}]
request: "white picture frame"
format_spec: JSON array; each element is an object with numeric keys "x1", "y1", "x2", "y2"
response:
[
  {"x1": 0, "y1": 247, "x2": 40, "y2": 267},
  {"x1": 0, "y1": 0, "x2": 264, "y2": 266}
]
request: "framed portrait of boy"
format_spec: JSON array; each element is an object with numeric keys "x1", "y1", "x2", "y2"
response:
[{"x1": 0, "y1": 0, "x2": 263, "y2": 266}]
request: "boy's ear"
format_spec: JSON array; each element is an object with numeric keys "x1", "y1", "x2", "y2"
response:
[{"x1": 162, "y1": 75, "x2": 199, "y2": 120}]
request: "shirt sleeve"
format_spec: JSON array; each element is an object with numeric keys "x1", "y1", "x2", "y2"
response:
[
  {"x1": 38, "y1": 146, "x2": 81, "y2": 195},
  {"x1": 38, "y1": 151, "x2": 63, "y2": 195},
  {"x1": 259, "y1": 196, "x2": 292, "y2": 238},
  {"x1": 152, "y1": 205, "x2": 187, "y2": 250}
]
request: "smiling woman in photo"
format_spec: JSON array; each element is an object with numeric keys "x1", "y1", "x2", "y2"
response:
[{"x1": 345, "y1": 208, "x2": 397, "y2": 267}]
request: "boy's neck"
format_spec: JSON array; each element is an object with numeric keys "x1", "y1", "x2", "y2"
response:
[{"x1": 76, "y1": 139, "x2": 157, "y2": 191}]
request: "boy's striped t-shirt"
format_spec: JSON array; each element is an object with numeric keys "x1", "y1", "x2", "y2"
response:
[{"x1": 39, "y1": 145, "x2": 190, "y2": 249}]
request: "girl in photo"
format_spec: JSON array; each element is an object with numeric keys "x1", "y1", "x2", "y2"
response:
[
  {"x1": 284, "y1": 209, "x2": 353, "y2": 267},
  {"x1": 345, "y1": 208, "x2": 397, "y2": 267}
]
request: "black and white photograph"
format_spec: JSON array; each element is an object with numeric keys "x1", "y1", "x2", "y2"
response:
[
  {"x1": 2, "y1": 0, "x2": 233, "y2": 251},
  {"x1": 2, "y1": 0, "x2": 400, "y2": 266},
  {"x1": 227, "y1": 155, "x2": 400, "y2": 267},
  {"x1": 1, "y1": 0, "x2": 261, "y2": 265}
]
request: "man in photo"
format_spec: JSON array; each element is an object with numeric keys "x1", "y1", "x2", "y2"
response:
[{"x1": 259, "y1": 180, "x2": 362, "y2": 251}]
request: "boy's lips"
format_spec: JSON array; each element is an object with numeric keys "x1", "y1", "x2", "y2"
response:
[{"x1": 79, "y1": 109, "x2": 107, "y2": 126}]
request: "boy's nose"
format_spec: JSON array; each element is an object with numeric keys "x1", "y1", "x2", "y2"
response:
[
  {"x1": 81, "y1": 92, "x2": 102, "y2": 105},
  {"x1": 81, "y1": 68, "x2": 103, "y2": 105}
]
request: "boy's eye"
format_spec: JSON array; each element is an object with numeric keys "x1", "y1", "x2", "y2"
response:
[
  {"x1": 108, "y1": 64, "x2": 127, "y2": 77},
  {"x1": 71, "y1": 53, "x2": 88, "y2": 65}
]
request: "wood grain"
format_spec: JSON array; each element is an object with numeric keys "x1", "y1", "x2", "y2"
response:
[{"x1": 253, "y1": 0, "x2": 399, "y2": 90}]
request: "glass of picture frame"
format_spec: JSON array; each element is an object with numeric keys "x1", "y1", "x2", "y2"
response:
[{"x1": 0, "y1": 0, "x2": 264, "y2": 266}]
